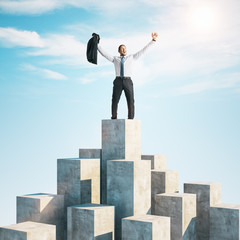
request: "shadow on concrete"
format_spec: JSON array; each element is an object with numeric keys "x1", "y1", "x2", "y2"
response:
[
  {"x1": 182, "y1": 217, "x2": 197, "y2": 240},
  {"x1": 95, "y1": 232, "x2": 113, "y2": 240}
]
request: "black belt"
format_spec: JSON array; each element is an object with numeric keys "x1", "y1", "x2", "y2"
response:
[{"x1": 116, "y1": 76, "x2": 131, "y2": 79}]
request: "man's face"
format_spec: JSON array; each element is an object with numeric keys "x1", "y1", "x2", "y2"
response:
[{"x1": 119, "y1": 45, "x2": 127, "y2": 56}]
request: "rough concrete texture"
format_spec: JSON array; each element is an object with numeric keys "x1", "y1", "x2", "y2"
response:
[
  {"x1": 141, "y1": 155, "x2": 167, "y2": 170},
  {"x1": 57, "y1": 158, "x2": 100, "y2": 239},
  {"x1": 17, "y1": 193, "x2": 64, "y2": 240},
  {"x1": 0, "y1": 221, "x2": 56, "y2": 240},
  {"x1": 184, "y1": 182, "x2": 221, "y2": 240},
  {"x1": 122, "y1": 215, "x2": 170, "y2": 240},
  {"x1": 155, "y1": 193, "x2": 197, "y2": 240},
  {"x1": 151, "y1": 170, "x2": 179, "y2": 214},
  {"x1": 101, "y1": 119, "x2": 141, "y2": 203},
  {"x1": 79, "y1": 149, "x2": 101, "y2": 159},
  {"x1": 67, "y1": 204, "x2": 114, "y2": 240},
  {"x1": 107, "y1": 160, "x2": 151, "y2": 240},
  {"x1": 210, "y1": 203, "x2": 240, "y2": 240}
]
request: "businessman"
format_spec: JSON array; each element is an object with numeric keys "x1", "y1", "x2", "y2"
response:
[{"x1": 98, "y1": 32, "x2": 158, "y2": 119}]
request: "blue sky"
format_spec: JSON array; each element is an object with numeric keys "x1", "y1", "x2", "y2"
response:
[{"x1": 0, "y1": 0, "x2": 240, "y2": 226}]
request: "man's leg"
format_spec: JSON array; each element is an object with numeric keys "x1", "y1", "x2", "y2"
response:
[
  {"x1": 123, "y1": 78, "x2": 135, "y2": 119},
  {"x1": 111, "y1": 77, "x2": 123, "y2": 119}
]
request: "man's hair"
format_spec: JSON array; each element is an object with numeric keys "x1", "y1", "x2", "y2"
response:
[{"x1": 118, "y1": 44, "x2": 125, "y2": 52}]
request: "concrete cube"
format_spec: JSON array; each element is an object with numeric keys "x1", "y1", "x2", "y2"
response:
[
  {"x1": 155, "y1": 193, "x2": 197, "y2": 240},
  {"x1": 184, "y1": 182, "x2": 221, "y2": 239},
  {"x1": 141, "y1": 155, "x2": 167, "y2": 170},
  {"x1": 122, "y1": 215, "x2": 170, "y2": 240},
  {"x1": 57, "y1": 158, "x2": 100, "y2": 239},
  {"x1": 107, "y1": 160, "x2": 151, "y2": 240},
  {"x1": 151, "y1": 170, "x2": 179, "y2": 214},
  {"x1": 17, "y1": 193, "x2": 64, "y2": 240},
  {"x1": 0, "y1": 221, "x2": 56, "y2": 240},
  {"x1": 67, "y1": 204, "x2": 114, "y2": 240},
  {"x1": 210, "y1": 203, "x2": 240, "y2": 240},
  {"x1": 101, "y1": 119, "x2": 141, "y2": 203},
  {"x1": 79, "y1": 149, "x2": 101, "y2": 159}
]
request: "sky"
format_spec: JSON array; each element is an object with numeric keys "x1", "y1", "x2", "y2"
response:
[{"x1": 0, "y1": 0, "x2": 240, "y2": 227}]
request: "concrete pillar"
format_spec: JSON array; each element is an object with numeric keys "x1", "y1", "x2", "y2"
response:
[
  {"x1": 107, "y1": 160, "x2": 151, "y2": 240},
  {"x1": 184, "y1": 182, "x2": 221, "y2": 240},
  {"x1": 151, "y1": 170, "x2": 179, "y2": 214},
  {"x1": 17, "y1": 193, "x2": 64, "y2": 240},
  {"x1": 67, "y1": 204, "x2": 114, "y2": 240},
  {"x1": 210, "y1": 203, "x2": 240, "y2": 240},
  {"x1": 155, "y1": 193, "x2": 197, "y2": 240},
  {"x1": 122, "y1": 215, "x2": 170, "y2": 240},
  {"x1": 79, "y1": 149, "x2": 101, "y2": 158},
  {"x1": 0, "y1": 221, "x2": 56, "y2": 240},
  {"x1": 57, "y1": 158, "x2": 100, "y2": 239},
  {"x1": 101, "y1": 119, "x2": 141, "y2": 203},
  {"x1": 141, "y1": 154, "x2": 167, "y2": 170}
]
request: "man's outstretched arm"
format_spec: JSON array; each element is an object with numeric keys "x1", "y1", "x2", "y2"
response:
[
  {"x1": 97, "y1": 45, "x2": 114, "y2": 63},
  {"x1": 132, "y1": 32, "x2": 158, "y2": 60}
]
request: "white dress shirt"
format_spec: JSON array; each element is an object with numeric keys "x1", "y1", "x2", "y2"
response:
[{"x1": 97, "y1": 40, "x2": 155, "y2": 77}]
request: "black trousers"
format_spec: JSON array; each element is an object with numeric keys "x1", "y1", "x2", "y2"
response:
[{"x1": 111, "y1": 77, "x2": 135, "y2": 119}]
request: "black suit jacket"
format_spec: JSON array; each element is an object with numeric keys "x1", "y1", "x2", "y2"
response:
[{"x1": 86, "y1": 33, "x2": 100, "y2": 64}]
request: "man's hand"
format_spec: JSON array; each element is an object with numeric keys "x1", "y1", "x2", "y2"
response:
[{"x1": 152, "y1": 32, "x2": 158, "y2": 41}]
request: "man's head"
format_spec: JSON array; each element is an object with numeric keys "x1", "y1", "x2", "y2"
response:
[{"x1": 118, "y1": 44, "x2": 127, "y2": 56}]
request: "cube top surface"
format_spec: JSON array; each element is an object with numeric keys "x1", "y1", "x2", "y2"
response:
[
  {"x1": 17, "y1": 193, "x2": 59, "y2": 199},
  {"x1": 124, "y1": 215, "x2": 169, "y2": 222},
  {"x1": 185, "y1": 181, "x2": 220, "y2": 186},
  {"x1": 212, "y1": 203, "x2": 240, "y2": 210},
  {"x1": 68, "y1": 203, "x2": 114, "y2": 210},
  {"x1": 151, "y1": 170, "x2": 177, "y2": 173},
  {"x1": 58, "y1": 158, "x2": 99, "y2": 161},
  {"x1": 158, "y1": 193, "x2": 196, "y2": 198},
  {"x1": 1, "y1": 221, "x2": 55, "y2": 232},
  {"x1": 102, "y1": 119, "x2": 141, "y2": 123}
]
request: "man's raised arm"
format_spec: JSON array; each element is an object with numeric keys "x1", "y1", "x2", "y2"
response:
[
  {"x1": 132, "y1": 32, "x2": 158, "y2": 60},
  {"x1": 98, "y1": 45, "x2": 114, "y2": 63}
]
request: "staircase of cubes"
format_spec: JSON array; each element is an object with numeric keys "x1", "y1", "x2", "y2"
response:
[{"x1": 0, "y1": 119, "x2": 240, "y2": 240}]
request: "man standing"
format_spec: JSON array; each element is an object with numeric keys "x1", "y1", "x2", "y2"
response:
[{"x1": 98, "y1": 32, "x2": 158, "y2": 119}]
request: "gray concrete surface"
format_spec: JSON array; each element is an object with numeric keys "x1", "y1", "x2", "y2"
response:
[
  {"x1": 210, "y1": 203, "x2": 240, "y2": 240},
  {"x1": 141, "y1": 154, "x2": 167, "y2": 170},
  {"x1": 155, "y1": 193, "x2": 197, "y2": 240},
  {"x1": 101, "y1": 119, "x2": 141, "y2": 203},
  {"x1": 79, "y1": 149, "x2": 101, "y2": 159},
  {"x1": 57, "y1": 158, "x2": 100, "y2": 239},
  {"x1": 67, "y1": 204, "x2": 114, "y2": 240},
  {"x1": 17, "y1": 193, "x2": 63, "y2": 240},
  {"x1": 151, "y1": 170, "x2": 179, "y2": 214},
  {"x1": 107, "y1": 160, "x2": 151, "y2": 240},
  {"x1": 122, "y1": 215, "x2": 170, "y2": 240},
  {"x1": 184, "y1": 182, "x2": 221, "y2": 240},
  {"x1": 0, "y1": 221, "x2": 56, "y2": 240}
]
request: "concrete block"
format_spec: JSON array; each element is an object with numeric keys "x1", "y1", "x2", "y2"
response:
[
  {"x1": 141, "y1": 154, "x2": 167, "y2": 170},
  {"x1": 210, "y1": 203, "x2": 240, "y2": 240},
  {"x1": 184, "y1": 182, "x2": 221, "y2": 239},
  {"x1": 107, "y1": 160, "x2": 151, "y2": 240},
  {"x1": 67, "y1": 204, "x2": 114, "y2": 240},
  {"x1": 101, "y1": 119, "x2": 141, "y2": 203},
  {"x1": 151, "y1": 170, "x2": 179, "y2": 214},
  {"x1": 17, "y1": 193, "x2": 64, "y2": 240},
  {"x1": 57, "y1": 158, "x2": 100, "y2": 239},
  {"x1": 0, "y1": 221, "x2": 56, "y2": 240},
  {"x1": 155, "y1": 193, "x2": 197, "y2": 240},
  {"x1": 122, "y1": 215, "x2": 170, "y2": 240},
  {"x1": 79, "y1": 149, "x2": 101, "y2": 158}
]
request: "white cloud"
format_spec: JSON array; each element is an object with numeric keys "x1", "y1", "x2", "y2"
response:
[
  {"x1": 0, "y1": 0, "x2": 138, "y2": 15},
  {"x1": 21, "y1": 64, "x2": 68, "y2": 80},
  {"x1": 0, "y1": 27, "x2": 44, "y2": 47},
  {"x1": 176, "y1": 73, "x2": 240, "y2": 95}
]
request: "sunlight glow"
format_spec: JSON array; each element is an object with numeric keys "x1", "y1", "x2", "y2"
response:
[{"x1": 190, "y1": 6, "x2": 218, "y2": 32}]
